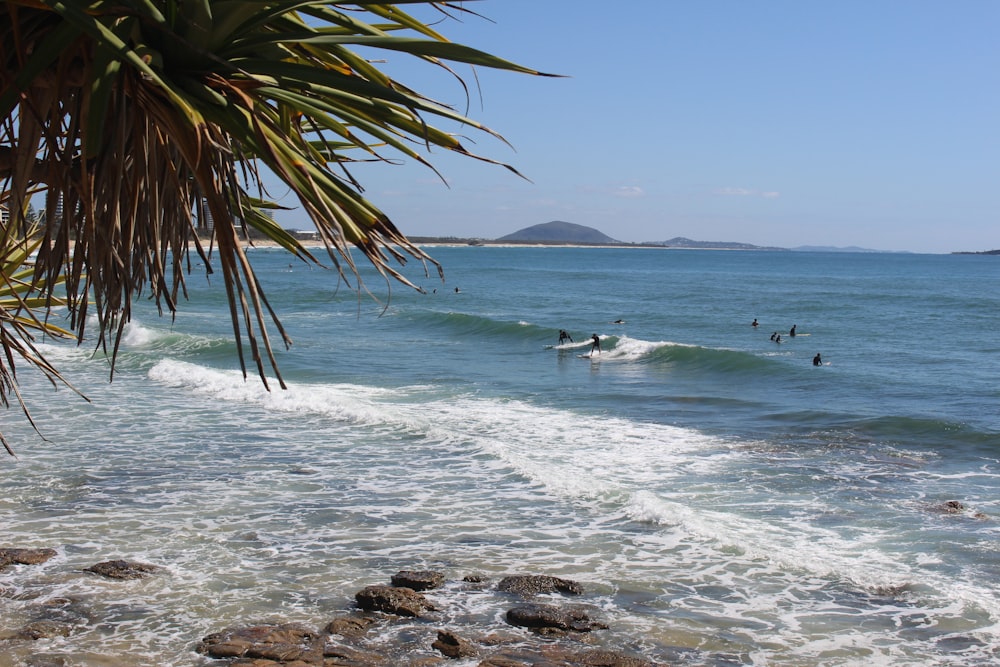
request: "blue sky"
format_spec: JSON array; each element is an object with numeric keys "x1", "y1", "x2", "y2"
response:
[{"x1": 271, "y1": 1, "x2": 998, "y2": 253}]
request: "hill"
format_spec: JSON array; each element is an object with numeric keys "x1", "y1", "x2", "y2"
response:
[
  {"x1": 793, "y1": 245, "x2": 886, "y2": 253},
  {"x1": 651, "y1": 237, "x2": 786, "y2": 251},
  {"x1": 497, "y1": 221, "x2": 619, "y2": 244}
]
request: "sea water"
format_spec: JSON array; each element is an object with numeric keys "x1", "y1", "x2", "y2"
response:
[{"x1": 1, "y1": 246, "x2": 998, "y2": 666}]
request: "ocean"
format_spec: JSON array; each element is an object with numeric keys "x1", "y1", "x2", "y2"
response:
[{"x1": 1, "y1": 246, "x2": 999, "y2": 666}]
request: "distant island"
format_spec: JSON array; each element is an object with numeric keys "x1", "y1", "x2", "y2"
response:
[
  {"x1": 407, "y1": 221, "x2": 886, "y2": 252},
  {"x1": 496, "y1": 221, "x2": 617, "y2": 244}
]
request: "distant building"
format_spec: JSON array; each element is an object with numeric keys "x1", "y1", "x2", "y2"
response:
[
  {"x1": 287, "y1": 229, "x2": 320, "y2": 241},
  {"x1": 195, "y1": 199, "x2": 214, "y2": 233}
]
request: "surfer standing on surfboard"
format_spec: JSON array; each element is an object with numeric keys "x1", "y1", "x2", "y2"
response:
[
  {"x1": 558, "y1": 330, "x2": 573, "y2": 345},
  {"x1": 590, "y1": 333, "x2": 601, "y2": 355}
]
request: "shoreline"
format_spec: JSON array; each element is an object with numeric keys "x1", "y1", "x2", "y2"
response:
[{"x1": 238, "y1": 238, "x2": 775, "y2": 251}]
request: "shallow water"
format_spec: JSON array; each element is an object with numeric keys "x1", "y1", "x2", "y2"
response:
[{"x1": 1, "y1": 247, "x2": 999, "y2": 665}]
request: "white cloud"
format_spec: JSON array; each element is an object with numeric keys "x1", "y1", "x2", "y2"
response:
[
  {"x1": 614, "y1": 185, "x2": 645, "y2": 198},
  {"x1": 715, "y1": 187, "x2": 780, "y2": 198}
]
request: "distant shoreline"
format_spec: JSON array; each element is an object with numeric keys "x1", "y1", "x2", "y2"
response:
[
  {"x1": 243, "y1": 237, "x2": 789, "y2": 252},
  {"x1": 408, "y1": 237, "x2": 788, "y2": 251},
  {"x1": 233, "y1": 237, "x2": 980, "y2": 254},
  {"x1": 244, "y1": 239, "x2": 771, "y2": 252}
]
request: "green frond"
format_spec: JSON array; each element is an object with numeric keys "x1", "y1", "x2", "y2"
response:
[{"x1": 0, "y1": 0, "x2": 557, "y2": 453}]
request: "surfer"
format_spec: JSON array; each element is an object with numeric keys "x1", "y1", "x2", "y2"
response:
[
  {"x1": 770, "y1": 331, "x2": 777, "y2": 341},
  {"x1": 813, "y1": 353, "x2": 822, "y2": 366},
  {"x1": 613, "y1": 319, "x2": 625, "y2": 324},
  {"x1": 590, "y1": 333, "x2": 601, "y2": 355},
  {"x1": 789, "y1": 324, "x2": 797, "y2": 337},
  {"x1": 752, "y1": 318, "x2": 759, "y2": 328},
  {"x1": 558, "y1": 330, "x2": 573, "y2": 345},
  {"x1": 775, "y1": 334, "x2": 782, "y2": 343}
]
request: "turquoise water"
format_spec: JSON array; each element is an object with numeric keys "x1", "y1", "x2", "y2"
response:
[{"x1": 1, "y1": 246, "x2": 999, "y2": 665}]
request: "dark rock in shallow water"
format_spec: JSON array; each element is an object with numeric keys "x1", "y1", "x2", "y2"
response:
[
  {"x1": 23, "y1": 656, "x2": 69, "y2": 667},
  {"x1": 84, "y1": 559, "x2": 158, "y2": 580},
  {"x1": 324, "y1": 615, "x2": 378, "y2": 638},
  {"x1": 506, "y1": 603, "x2": 608, "y2": 633},
  {"x1": 355, "y1": 585, "x2": 436, "y2": 617},
  {"x1": 933, "y1": 500, "x2": 989, "y2": 519},
  {"x1": 390, "y1": 569, "x2": 445, "y2": 591},
  {"x1": 15, "y1": 619, "x2": 75, "y2": 640},
  {"x1": 480, "y1": 645, "x2": 658, "y2": 666},
  {"x1": 497, "y1": 575, "x2": 584, "y2": 597},
  {"x1": 320, "y1": 640, "x2": 388, "y2": 665},
  {"x1": 431, "y1": 629, "x2": 478, "y2": 658},
  {"x1": 0, "y1": 547, "x2": 57, "y2": 569},
  {"x1": 197, "y1": 570, "x2": 660, "y2": 666},
  {"x1": 8, "y1": 597, "x2": 90, "y2": 641},
  {"x1": 197, "y1": 623, "x2": 322, "y2": 662}
]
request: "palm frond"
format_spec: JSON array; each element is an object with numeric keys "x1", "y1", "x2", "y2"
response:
[{"x1": 0, "y1": 1, "x2": 557, "y2": 452}]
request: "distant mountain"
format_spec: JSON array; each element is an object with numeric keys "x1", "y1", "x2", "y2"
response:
[
  {"x1": 650, "y1": 237, "x2": 785, "y2": 251},
  {"x1": 498, "y1": 221, "x2": 618, "y2": 244},
  {"x1": 793, "y1": 245, "x2": 889, "y2": 253}
]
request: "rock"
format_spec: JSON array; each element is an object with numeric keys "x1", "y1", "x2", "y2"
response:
[
  {"x1": 934, "y1": 500, "x2": 989, "y2": 519},
  {"x1": 16, "y1": 620, "x2": 74, "y2": 640},
  {"x1": 11, "y1": 597, "x2": 91, "y2": 641},
  {"x1": 496, "y1": 575, "x2": 584, "y2": 597},
  {"x1": 431, "y1": 629, "x2": 478, "y2": 658},
  {"x1": 323, "y1": 615, "x2": 378, "y2": 639},
  {"x1": 197, "y1": 623, "x2": 322, "y2": 662},
  {"x1": 23, "y1": 656, "x2": 69, "y2": 667},
  {"x1": 84, "y1": 559, "x2": 158, "y2": 580},
  {"x1": 479, "y1": 645, "x2": 658, "y2": 666},
  {"x1": 505, "y1": 603, "x2": 608, "y2": 633},
  {"x1": 355, "y1": 585, "x2": 435, "y2": 617},
  {"x1": 0, "y1": 548, "x2": 57, "y2": 569},
  {"x1": 550, "y1": 647, "x2": 658, "y2": 666},
  {"x1": 390, "y1": 569, "x2": 445, "y2": 591},
  {"x1": 321, "y1": 640, "x2": 390, "y2": 665},
  {"x1": 940, "y1": 500, "x2": 965, "y2": 513}
]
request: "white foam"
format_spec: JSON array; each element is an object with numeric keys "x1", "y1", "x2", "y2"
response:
[
  {"x1": 597, "y1": 335, "x2": 692, "y2": 361},
  {"x1": 148, "y1": 359, "x2": 393, "y2": 426},
  {"x1": 147, "y1": 359, "x2": 720, "y2": 499},
  {"x1": 139, "y1": 358, "x2": 1000, "y2": 653},
  {"x1": 121, "y1": 319, "x2": 161, "y2": 347}
]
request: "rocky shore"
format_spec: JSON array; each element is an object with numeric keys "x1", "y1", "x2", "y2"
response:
[{"x1": 1, "y1": 549, "x2": 663, "y2": 666}]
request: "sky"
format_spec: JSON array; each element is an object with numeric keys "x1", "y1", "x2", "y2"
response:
[{"x1": 268, "y1": 1, "x2": 999, "y2": 253}]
